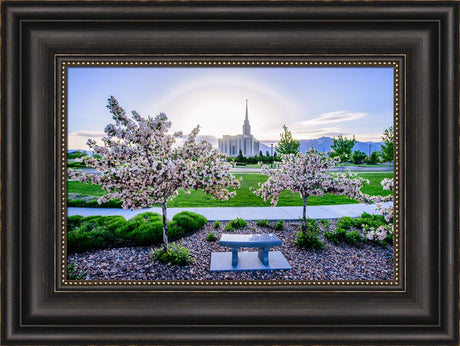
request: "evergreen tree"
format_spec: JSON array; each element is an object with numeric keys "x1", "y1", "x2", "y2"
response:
[
  {"x1": 330, "y1": 135, "x2": 356, "y2": 163},
  {"x1": 236, "y1": 149, "x2": 245, "y2": 162},
  {"x1": 380, "y1": 126, "x2": 394, "y2": 163},
  {"x1": 352, "y1": 150, "x2": 367, "y2": 164},
  {"x1": 276, "y1": 125, "x2": 300, "y2": 155},
  {"x1": 365, "y1": 151, "x2": 381, "y2": 164}
]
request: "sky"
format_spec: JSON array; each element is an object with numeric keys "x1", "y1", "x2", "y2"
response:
[{"x1": 68, "y1": 67, "x2": 394, "y2": 150}]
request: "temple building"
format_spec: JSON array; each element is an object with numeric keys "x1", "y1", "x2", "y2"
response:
[{"x1": 218, "y1": 100, "x2": 260, "y2": 157}]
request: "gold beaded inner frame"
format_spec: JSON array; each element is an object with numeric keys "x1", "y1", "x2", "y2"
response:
[{"x1": 58, "y1": 57, "x2": 403, "y2": 290}]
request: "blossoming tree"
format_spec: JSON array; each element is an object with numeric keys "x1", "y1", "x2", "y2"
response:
[
  {"x1": 252, "y1": 149, "x2": 369, "y2": 232},
  {"x1": 366, "y1": 178, "x2": 393, "y2": 241},
  {"x1": 69, "y1": 96, "x2": 240, "y2": 250}
]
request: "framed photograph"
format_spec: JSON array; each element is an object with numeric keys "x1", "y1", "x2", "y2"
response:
[
  {"x1": 65, "y1": 61, "x2": 397, "y2": 283},
  {"x1": 2, "y1": 1, "x2": 458, "y2": 345}
]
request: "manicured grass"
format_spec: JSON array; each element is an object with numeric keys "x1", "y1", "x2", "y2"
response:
[
  {"x1": 342, "y1": 163, "x2": 391, "y2": 168},
  {"x1": 169, "y1": 173, "x2": 270, "y2": 207},
  {"x1": 68, "y1": 181, "x2": 107, "y2": 197},
  {"x1": 68, "y1": 172, "x2": 393, "y2": 208},
  {"x1": 360, "y1": 173, "x2": 393, "y2": 197}
]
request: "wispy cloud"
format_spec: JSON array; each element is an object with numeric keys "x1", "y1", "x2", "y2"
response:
[
  {"x1": 293, "y1": 127, "x2": 350, "y2": 139},
  {"x1": 354, "y1": 133, "x2": 384, "y2": 142},
  {"x1": 70, "y1": 131, "x2": 105, "y2": 138},
  {"x1": 301, "y1": 111, "x2": 367, "y2": 125},
  {"x1": 68, "y1": 131, "x2": 105, "y2": 150}
]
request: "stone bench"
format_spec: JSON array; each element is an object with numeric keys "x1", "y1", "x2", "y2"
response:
[
  {"x1": 219, "y1": 233, "x2": 282, "y2": 266},
  {"x1": 210, "y1": 233, "x2": 291, "y2": 272}
]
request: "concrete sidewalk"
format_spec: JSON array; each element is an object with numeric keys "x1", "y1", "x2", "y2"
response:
[{"x1": 68, "y1": 202, "x2": 393, "y2": 221}]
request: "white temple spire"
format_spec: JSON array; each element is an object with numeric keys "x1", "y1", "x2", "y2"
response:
[{"x1": 243, "y1": 99, "x2": 251, "y2": 136}]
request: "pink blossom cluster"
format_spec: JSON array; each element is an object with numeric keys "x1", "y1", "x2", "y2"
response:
[
  {"x1": 367, "y1": 177, "x2": 394, "y2": 241},
  {"x1": 366, "y1": 225, "x2": 388, "y2": 241},
  {"x1": 252, "y1": 149, "x2": 369, "y2": 224},
  {"x1": 381, "y1": 177, "x2": 393, "y2": 192},
  {"x1": 376, "y1": 177, "x2": 394, "y2": 223}
]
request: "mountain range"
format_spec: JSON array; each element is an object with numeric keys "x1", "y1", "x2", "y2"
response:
[
  {"x1": 70, "y1": 136, "x2": 383, "y2": 156},
  {"x1": 198, "y1": 135, "x2": 383, "y2": 156}
]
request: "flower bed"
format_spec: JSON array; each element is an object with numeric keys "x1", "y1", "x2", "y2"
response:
[{"x1": 68, "y1": 220, "x2": 394, "y2": 281}]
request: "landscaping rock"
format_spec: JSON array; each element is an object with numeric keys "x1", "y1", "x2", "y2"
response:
[{"x1": 68, "y1": 220, "x2": 394, "y2": 281}]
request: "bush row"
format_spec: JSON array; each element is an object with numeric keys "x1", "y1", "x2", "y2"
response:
[
  {"x1": 67, "y1": 211, "x2": 207, "y2": 253},
  {"x1": 68, "y1": 198, "x2": 122, "y2": 208},
  {"x1": 295, "y1": 213, "x2": 392, "y2": 250}
]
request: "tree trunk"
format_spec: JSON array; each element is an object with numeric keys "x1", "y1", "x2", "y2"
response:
[
  {"x1": 161, "y1": 202, "x2": 169, "y2": 251},
  {"x1": 302, "y1": 196, "x2": 308, "y2": 234}
]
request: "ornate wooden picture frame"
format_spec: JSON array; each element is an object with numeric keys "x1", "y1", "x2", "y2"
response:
[{"x1": 2, "y1": 1, "x2": 458, "y2": 345}]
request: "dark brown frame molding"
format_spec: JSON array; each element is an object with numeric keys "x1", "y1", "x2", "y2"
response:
[{"x1": 2, "y1": 1, "x2": 459, "y2": 345}]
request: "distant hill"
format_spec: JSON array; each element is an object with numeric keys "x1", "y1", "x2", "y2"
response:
[
  {"x1": 197, "y1": 135, "x2": 218, "y2": 147},
  {"x1": 69, "y1": 136, "x2": 383, "y2": 157},
  {"x1": 260, "y1": 137, "x2": 383, "y2": 156},
  {"x1": 197, "y1": 135, "x2": 383, "y2": 156}
]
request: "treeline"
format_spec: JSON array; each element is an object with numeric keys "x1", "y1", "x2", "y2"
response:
[{"x1": 228, "y1": 150, "x2": 279, "y2": 165}]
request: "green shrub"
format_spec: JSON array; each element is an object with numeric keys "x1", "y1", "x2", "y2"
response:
[
  {"x1": 213, "y1": 220, "x2": 221, "y2": 229},
  {"x1": 365, "y1": 151, "x2": 380, "y2": 164},
  {"x1": 172, "y1": 211, "x2": 207, "y2": 233},
  {"x1": 225, "y1": 224, "x2": 234, "y2": 232},
  {"x1": 325, "y1": 228, "x2": 347, "y2": 245},
  {"x1": 274, "y1": 219, "x2": 284, "y2": 230},
  {"x1": 67, "y1": 226, "x2": 109, "y2": 252},
  {"x1": 67, "y1": 198, "x2": 122, "y2": 208},
  {"x1": 352, "y1": 150, "x2": 367, "y2": 164},
  {"x1": 132, "y1": 212, "x2": 162, "y2": 222},
  {"x1": 302, "y1": 219, "x2": 319, "y2": 234},
  {"x1": 67, "y1": 215, "x2": 84, "y2": 230},
  {"x1": 67, "y1": 161, "x2": 88, "y2": 168},
  {"x1": 67, "y1": 262, "x2": 87, "y2": 280},
  {"x1": 120, "y1": 212, "x2": 180, "y2": 244},
  {"x1": 67, "y1": 212, "x2": 206, "y2": 252},
  {"x1": 344, "y1": 230, "x2": 363, "y2": 245},
  {"x1": 325, "y1": 228, "x2": 363, "y2": 246},
  {"x1": 151, "y1": 243, "x2": 194, "y2": 266},
  {"x1": 206, "y1": 232, "x2": 218, "y2": 241},
  {"x1": 383, "y1": 232, "x2": 393, "y2": 245},
  {"x1": 256, "y1": 219, "x2": 270, "y2": 227},
  {"x1": 228, "y1": 218, "x2": 247, "y2": 229},
  {"x1": 337, "y1": 216, "x2": 355, "y2": 229},
  {"x1": 128, "y1": 221, "x2": 163, "y2": 245},
  {"x1": 355, "y1": 212, "x2": 386, "y2": 229},
  {"x1": 319, "y1": 219, "x2": 330, "y2": 229},
  {"x1": 295, "y1": 231, "x2": 325, "y2": 250},
  {"x1": 101, "y1": 216, "x2": 128, "y2": 232},
  {"x1": 335, "y1": 214, "x2": 388, "y2": 238},
  {"x1": 167, "y1": 220, "x2": 185, "y2": 238}
]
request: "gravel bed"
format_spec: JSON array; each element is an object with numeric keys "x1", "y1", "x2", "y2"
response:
[{"x1": 68, "y1": 220, "x2": 394, "y2": 281}]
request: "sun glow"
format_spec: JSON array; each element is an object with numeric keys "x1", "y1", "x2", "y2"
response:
[{"x1": 144, "y1": 75, "x2": 301, "y2": 139}]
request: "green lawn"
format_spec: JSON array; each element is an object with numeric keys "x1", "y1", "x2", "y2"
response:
[
  {"x1": 68, "y1": 172, "x2": 393, "y2": 208},
  {"x1": 342, "y1": 163, "x2": 391, "y2": 168},
  {"x1": 68, "y1": 181, "x2": 107, "y2": 197}
]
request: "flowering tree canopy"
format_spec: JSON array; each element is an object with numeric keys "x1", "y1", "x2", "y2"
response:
[
  {"x1": 69, "y1": 96, "x2": 240, "y2": 249},
  {"x1": 366, "y1": 178, "x2": 394, "y2": 241},
  {"x1": 252, "y1": 149, "x2": 369, "y2": 232}
]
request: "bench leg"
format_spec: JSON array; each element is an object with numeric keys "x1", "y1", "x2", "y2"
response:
[
  {"x1": 258, "y1": 247, "x2": 269, "y2": 265},
  {"x1": 231, "y1": 248, "x2": 238, "y2": 266}
]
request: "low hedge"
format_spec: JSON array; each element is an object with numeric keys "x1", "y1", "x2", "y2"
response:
[
  {"x1": 67, "y1": 211, "x2": 207, "y2": 252},
  {"x1": 67, "y1": 198, "x2": 123, "y2": 208}
]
